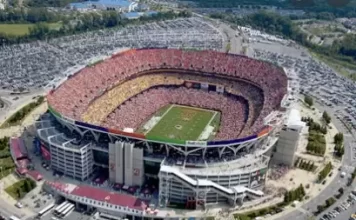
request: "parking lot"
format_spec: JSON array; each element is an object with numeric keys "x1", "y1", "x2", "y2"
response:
[{"x1": 319, "y1": 191, "x2": 356, "y2": 220}]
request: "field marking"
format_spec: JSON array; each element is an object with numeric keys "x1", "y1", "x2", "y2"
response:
[
  {"x1": 145, "y1": 104, "x2": 218, "y2": 140},
  {"x1": 197, "y1": 111, "x2": 218, "y2": 141},
  {"x1": 173, "y1": 104, "x2": 216, "y2": 114},
  {"x1": 144, "y1": 104, "x2": 175, "y2": 135}
]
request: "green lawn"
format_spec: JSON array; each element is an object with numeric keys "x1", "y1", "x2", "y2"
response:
[
  {"x1": 0, "y1": 139, "x2": 15, "y2": 180},
  {"x1": 5, "y1": 178, "x2": 36, "y2": 200},
  {"x1": 0, "y1": 23, "x2": 62, "y2": 36},
  {"x1": 146, "y1": 105, "x2": 218, "y2": 141}
]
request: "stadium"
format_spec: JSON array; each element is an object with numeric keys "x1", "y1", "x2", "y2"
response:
[{"x1": 35, "y1": 48, "x2": 289, "y2": 214}]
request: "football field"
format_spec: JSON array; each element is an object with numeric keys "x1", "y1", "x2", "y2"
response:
[{"x1": 145, "y1": 105, "x2": 218, "y2": 141}]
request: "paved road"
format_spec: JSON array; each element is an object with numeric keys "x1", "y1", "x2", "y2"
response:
[
  {"x1": 0, "y1": 199, "x2": 26, "y2": 219},
  {"x1": 277, "y1": 103, "x2": 356, "y2": 220}
]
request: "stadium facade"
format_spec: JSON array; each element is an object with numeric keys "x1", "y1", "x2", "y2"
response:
[{"x1": 35, "y1": 48, "x2": 290, "y2": 214}]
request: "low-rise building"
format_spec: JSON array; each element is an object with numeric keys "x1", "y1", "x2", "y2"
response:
[{"x1": 69, "y1": 0, "x2": 138, "y2": 12}]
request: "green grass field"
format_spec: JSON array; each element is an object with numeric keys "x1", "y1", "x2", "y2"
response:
[
  {"x1": 146, "y1": 105, "x2": 218, "y2": 141},
  {"x1": 5, "y1": 178, "x2": 36, "y2": 200},
  {"x1": 0, "y1": 23, "x2": 62, "y2": 36}
]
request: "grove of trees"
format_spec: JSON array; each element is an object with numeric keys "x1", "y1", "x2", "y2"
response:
[
  {"x1": 294, "y1": 158, "x2": 317, "y2": 171},
  {"x1": 333, "y1": 132, "x2": 344, "y2": 158},
  {"x1": 301, "y1": 117, "x2": 327, "y2": 156},
  {"x1": 188, "y1": 0, "x2": 356, "y2": 17},
  {"x1": 234, "y1": 202, "x2": 285, "y2": 220},
  {"x1": 315, "y1": 197, "x2": 336, "y2": 215},
  {"x1": 10, "y1": 178, "x2": 37, "y2": 199},
  {"x1": 284, "y1": 184, "x2": 306, "y2": 204},
  {"x1": 318, "y1": 161, "x2": 332, "y2": 182},
  {"x1": 306, "y1": 134, "x2": 326, "y2": 156},
  {"x1": 0, "y1": 10, "x2": 192, "y2": 46},
  {"x1": 0, "y1": 8, "x2": 64, "y2": 23},
  {"x1": 334, "y1": 132, "x2": 344, "y2": 144},
  {"x1": 0, "y1": 136, "x2": 9, "y2": 151},
  {"x1": 211, "y1": 11, "x2": 356, "y2": 71}
]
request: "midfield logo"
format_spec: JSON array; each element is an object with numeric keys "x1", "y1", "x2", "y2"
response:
[{"x1": 290, "y1": 0, "x2": 351, "y2": 8}]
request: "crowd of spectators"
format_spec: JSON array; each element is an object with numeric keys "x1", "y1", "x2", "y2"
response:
[
  {"x1": 0, "y1": 17, "x2": 222, "y2": 90},
  {"x1": 81, "y1": 71, "x2": 262, "y2": 129},
  {"x1": 48, "y1": 48, "x2": 288, "y2": 140},
  {"x1": 82, "y1": 74, "x2": 184, "y2": 123},
  {"x1": 103, "y1": 86, "x2": 247, "y2": 140},
  {"x1": 268, "y1": 164, "x2": 289, "y2": 180}
]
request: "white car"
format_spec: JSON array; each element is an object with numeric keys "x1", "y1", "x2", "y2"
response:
[
  {"x1": 15, "y1": 202, "x2": 23, "y2": 208},
  {"x1": 331, "y1": 210, "x2": 339, "y2": 215},
  {"x1": 340, "y1": 204, "x2": 347, "y2": 210}
]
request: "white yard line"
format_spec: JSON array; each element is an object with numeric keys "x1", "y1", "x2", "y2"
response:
[
  {"x1": 197, "y1": 111, "x2": 218, "y2": 141},
  {"x1": 177, "y1": 104, "x2": 216, "y2": 114},
  {"x1": 144, "y1": 104, "x2": 175, "y2": 135}
]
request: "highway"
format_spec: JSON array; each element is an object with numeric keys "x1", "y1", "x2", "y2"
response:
[{"x1": 277, "y1": 102, "x2": 356, "y2": 220}]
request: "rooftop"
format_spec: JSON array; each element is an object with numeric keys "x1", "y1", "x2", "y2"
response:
[
  {"x1": 71, "y1": 185, "x2": 148, "y2": 210},
  {"x1": 70, "y1": 0, "x2": 132, "y2": 8},
  {"x1": 10, "y1": 137, "x2": 27, "y2": 160},
  {"x1": 286, "y1": 108, "x2": 305, "y2": 127},
  {"x1": 27, "y1": 170, "x2": 43, "y2": 181},
  {"x1": 94, "y1": 0, "x2": 131, "y2": 7},
  {"x1": 46, "y1": 181, "x2": 148, "y2": 211}
]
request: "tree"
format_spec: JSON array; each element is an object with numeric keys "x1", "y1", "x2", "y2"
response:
[
  {"x1": 29, "y1": 178, "x2": 36, "y2": 189},
  {"x1": 23, "y1": 179, "x2": 31, "y2": 192},
  {"x1": 334, "y1": 133, "x2": 344, "y2": 144},
  {"x1": 317, "y1": 205, "x2": 324, "y2": 213},
  {"x1": 322, "y1": 111, "x2": 331, "y2": 124},
  {"x1": 338, "y1": 187, "x2": 344, "y2": 195}
]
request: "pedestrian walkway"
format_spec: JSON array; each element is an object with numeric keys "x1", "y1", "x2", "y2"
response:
[{"x1": 297, "y1": 206, "x2": 309, "y2": 215}]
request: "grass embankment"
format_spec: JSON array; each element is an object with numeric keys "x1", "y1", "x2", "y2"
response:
[
  {"x1": 310, "y1": 51, "x2": 356, "y2": 82},
  {"x1": 0, "y1": 96, "x2": 44, "y2": 128},
  {"x1": 0, "y1": 23, "x2": 62, "y2": 36},
  {"x1": 0, "y1": 137, "x2": 15, "y2": 180},
  {"x1": 5, "y1": 178, "x2": 36, "y2": 200}
]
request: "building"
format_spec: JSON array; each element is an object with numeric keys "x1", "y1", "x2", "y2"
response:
[
  {"x1": 44, "y1": 181, "x2": 149, "y2": 219},
  {"x1": 37, "y1": 124, "x2": 94, "y2": 181},
  {"x1": 122, "y1": 11, "x2": 158, "y2": 20},
  {"x1": 273, "y1": 109, "x2": 305, "y2": 166},
  {"x1": 108, "y1": 141, "x2": 144, "y2": 186},
  {"x1": 69, "y1": 0, "x2": 138, "y2": 12},
  {"x1": 36, "y1": 49, "x2": 291, "y2": 212}
]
